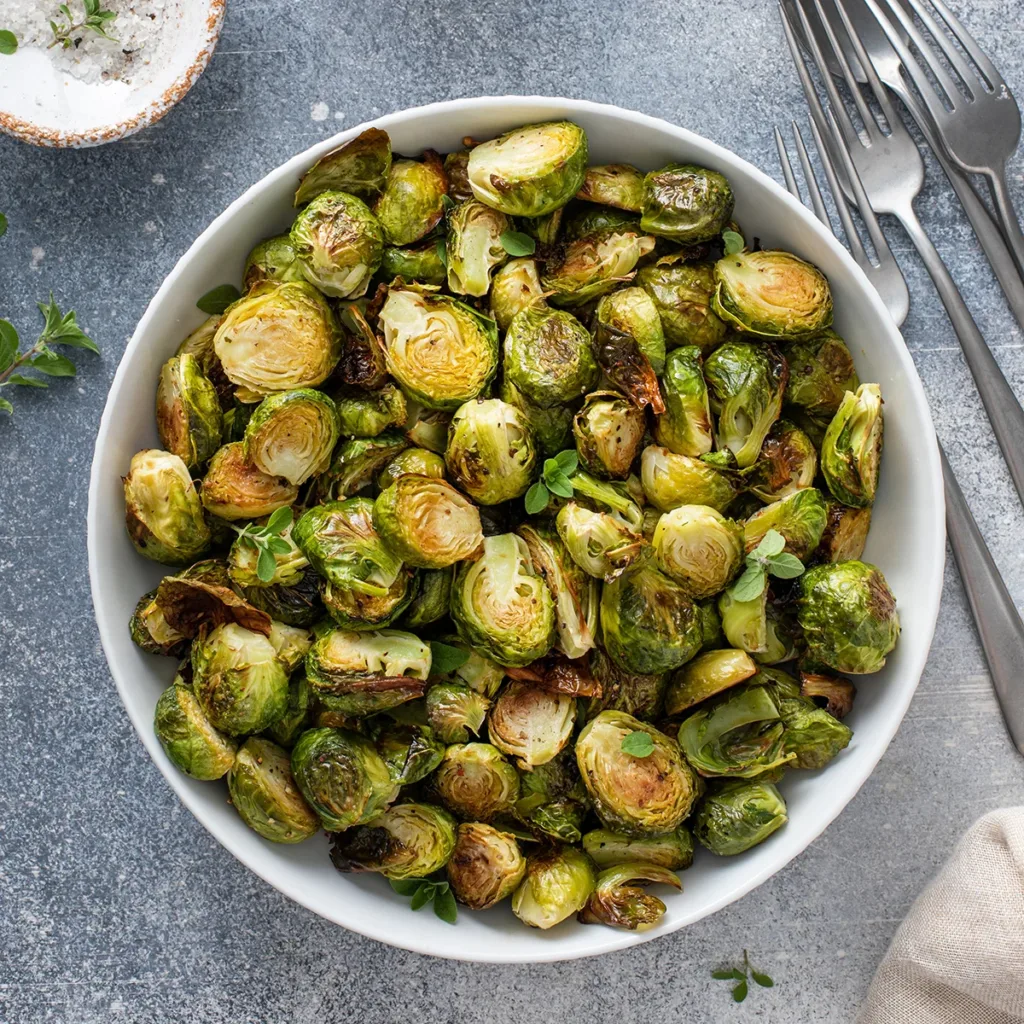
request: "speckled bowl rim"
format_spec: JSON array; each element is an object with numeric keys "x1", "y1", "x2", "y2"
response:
[{"x1": 0, "y1": 0, "x2": 224, "y2": 148}]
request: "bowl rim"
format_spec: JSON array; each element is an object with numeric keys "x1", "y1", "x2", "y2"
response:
[
  {"x1": 87, "y1": 95, "x2": 945, "y2": 961},
  {"x1": 0, "y1": 0, "x2": 225, "y2": 148}
]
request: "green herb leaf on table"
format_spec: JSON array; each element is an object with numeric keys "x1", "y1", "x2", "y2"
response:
[
  {"x1": 621, "y1": 731, "x2": 655, "y2": 757},
  {"x1": 711, "y1": 969, "x2": 745, "y2": 981},
  {"x1": 722, "y1": 230, "x2": 745, "y2": 255},
  {"x1": 0, "y1": 30, "x2": 17, "y2": 55},
  {"x1": 732, "y1": 979, "x2": 748, "y2": 1003},
  {"x1": 0, "y1": 212, "x2": 8, "y2": 236},
  {"x1": 499, "y1": 230, "x2": 536, "y2": 257},
  {"x1": 751, "y1": 970, "x2": 775, "y2": 988},
  {"x1": 429, "y1": 641, "x2": 470, "y2": 676},
  {"x1": 196, "y1": 284, "x2": 241, "y2": 316},
  {"x1": 8, "y1": 374, "x2": 48, "y2": 388},
  {"x1": 0, "y1": 397, "x2": 12, "y2": 416}
]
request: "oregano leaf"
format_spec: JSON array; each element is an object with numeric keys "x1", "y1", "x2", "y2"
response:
[
  {"x1": 722, "y1": 230, "x2": 745, "y2": 255},
  {"x1": 0, "y1": 30, "x2": 17, "y2": 55},
  {"x1": 429, "y1": 641, "x2": 470, "y2": 676},
  {"x1": 196, "y1": 284, "x2": 241, "y2": 315},
  {"x1": 765, "y1": 552, "x2": 805, "y2": 579},
  {"x1": 620, "y1": 731, "x2": 655, "y2": 757},
  {"x1": 524, "y1": 481, "x2": 550, "y2": 515},
  {"x1": 499, "y1": 230, "x2": 536, "y2": 257},
  {"x1": 730, "y1": 565, "x2": 766, "y2": 603}
]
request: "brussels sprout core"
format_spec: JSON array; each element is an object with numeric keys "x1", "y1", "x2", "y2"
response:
[
  {"x1": 446, "y1": 200, "x2": 511, "y2": 297},
  {"x1": 431, "y1": 742, "x2": 520, "y2": 820},
  {"x1": 653, "y1": 504, "x2": 744, "y2": 598}
]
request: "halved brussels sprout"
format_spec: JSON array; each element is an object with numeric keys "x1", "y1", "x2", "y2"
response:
[
  {"x1": 748, "y1": 420, "x2": 818, "y2": 502},
  {"x1": 228, "y1": 736, "x2": 320, "y2": 843},
  {"x1": 322, "y1": 569, "x2": 417, "y2": 630},
  {"x1": 577, "y1": 164, "x2": 645, "y2": 211},
  {"x1": 445, "y1": 199, "x2": 510, "y2": 296},
  {"x1": 576, "y1": 711, "x2": 701, "y2": 836},
  {"x1": 704, "y1": 340, "x2": 788, "y2": 469},
  {"x1": 372, "y1": 151, "x2": 448, "y2": 246},
  {"x1": 572, "y1": 391, "x2": 646, "y2": 480},
  {"x1": 692, "y1": 778, "x2": 788, "y2": 855},
  {"x1": 583, "y1": 648, "x2": 667, "y2": 723},
  {"x1": 191, "y1": 622, "x2": 289, "y2": 736},
  {"x1": 156, "y1": 353, "x2": 223, "y2": 471},
  {"x1": 800, "y1": 668, "x2": 857, "y2": 719},
  {"x1": 600, "y1": 564, "x2": 703, "y2": 675},
  {"x1": 154, "y1": 683, "x2": 238, "y2": 780},
  {"x1": 445, "y1": 398, "x2": 538, "y2": 505},
  {"x1": 318, "y1": 432, "x2": 409, "y2": 501},
  {"x1": 784, "y1": 328, "x2": 860, "y2": 419},
  {"x1": 514, "y1": 749, "x2": 590, "y2": 843},
  {"x1": 294, "y1": 127, "x2": 392, "y2": 205},
  {"x1": 213, "y1": 281, "x2": 340, "y2": 399},
  {"x1": 490, "y1": 258, "x2": 546, "y2": 331},
  {"x1": 653, "y1": 504, "x2": 744, "y2": 598},
  {"x1": 518, "y1": 522, "x2": 599, "y2": 660},
  {"x1": 290, "y1": 191, "x2": 384, "y2": 298},
  {"x1": 379, "y1": 287, "x2": 499, "y2": 410},
  {"x1": 697, "y1": 596, "x2": 724, "y2": 651},
  {"x1": 499, "y1": 378, "x2": 575, "y2": 457},
  {"x1": 431, "y1": 742, "x2": 520, "y2": 819},
  {"x1": 712, "y1": 250, "x2": 833, "y2": 339},
  {"x1": 779, "y1": 695, "x2": 852, "y2": 769},
  {"x1": 541, "y1": 227, "x2": 656, "y2": 307},
  {"x1": 400, "y1": 568, "x2": 453, "y2": 629},
  {"x1": 305, "y1": 627, "x2": 430, "y2": 717},
  {"x1": 512, "y1": 846, "x2": 596, "y2": 929},
  {"x1": 677, "y1": 682, "x2": 795, "y2": 778},
  {"x1": 640, "y1": 164, "x2": 735, "y2": 243},
  {"x1": 488, "y1": 681, "x2": 577, "y2": 768},
  {"x1": 401, "y1": 400, "x2": 450, "y2": 456},
  {"x1": 556, "y1": 503, "x2": 647, "y2": 583},
  {"x1": 798, "y1": 560, "x2": 899, "y2": 674},
  {"x1": 595, "y1": 287, "x2": 667, "y2": 375},
  {"x1": 743, "y1": 487, "x2": 827, "y2": 562},
  {"x1": 268, "y1": 620, "x2": 312, "y2": 673},
  {"x1": 582, "y1": 827, "x2": 694, "y2": 871},
  {"x1": 754, "y1": 601, "x2": 801, "y2": 666},
  {"x1": 816, "y1": 500, "x2": 872, "y2": 563},
  {"x1": 426, "y1": 682, "x2": 490, "y2": 744},
  {"x1": 451, "y1": 534, "x2": 556, "y2": 667},
  {"x1": 334, "y1": 383, "x2": 406, "y2": 439},
  {"x1": 242, "y1": 234, "x2": 306, "y2": 291},
  {"x1": 243, "y1": 389, "x2": 340, "y2": 486},
  {"x1": 228, "y1": 520, "x2": 307, "y2": 589},
  {"x1": 520, "y1": 206, "x2": 564, "y2": 244},
  {"x1": 376, "y1": 447, "x2": 445, "y2": 490},
  {"x1": 266, "y1": 672, "x2": 312, "y2": 748},
  {"x1": 640, "y1": 445, "x2": 740, "y2": 513},
  {"x1": 294, "y1": 498, "x2": 402, "y2": 596},
  {"x1": 374, "y1": 721, "x2": 445, "y2": 786},
  {"x1": 175, "y1": 314, "x2": 223, "y2": 378},
  {"x1": 380, "y1": 241, "x2": 447, "y2": 285},
  {"x1": 123, "y1": 449, "x2": 211, "y2": 566},
  {"x1": 329, "y1": 802, "x2": 457, "y2": 879},
  {"x1": 654, "y1": 346, "x2": 713, "y2": 458},
  {"x1": 821, "y1": 383, "x2": 883, "y2": 508},
  {"x1": 131, "y1": 590, "x2": 189, "y2": 657},
  {"x1": 200, "y1": 442, "x2": 299, "y2": 521},
  {"x1": 467, "y1": 120, "x2": 588, "y2": 217},
  {"x1": 503, "y1": 306, "x2": 597, "y2": 409},
  {"x1": 718, "y1": 584, "x2": 769, "y2": 654},
  {"x1": 636, "y1": 256, "x2": 728, "y2": 352},
  {"x1": 578, "y1": 861, "x2": 681, "y2": 930},
  {"x1": 447, "y1": 822, "x2": 526, "y2": 910},
  {"x1": 290, "y1": 727, "x2": 397, "y2": 831}
]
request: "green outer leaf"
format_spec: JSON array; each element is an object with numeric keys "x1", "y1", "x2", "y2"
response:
[
  {"x1": 712, "y1": 969, "x2": 745, "y2": 981},
  {"x1": 0, "y1": 212, "x2": 7, "y2": 235},
  {"x1": 196, "y1": 284, "x2": 241, "y2": 315},
  {"x1": 0, "y1": 320, "x2": 18, "y2": 370},
  {"x1": 257, "y1": 547, "x2": 277, "y2": 583},
  {"x1": 0, "y1": 396, "x2": 13, "y2": 415},
  {"x1": 31, "y1": 351, "x2": 76, "y2": 377},
  {"x1": 389, "y1": 877, "x2": 426, "y2": 896},
  {"x1": 620, "y1": 731, "x2": 655, "y2": 757},
  {"x1": 754, "y1": 529, "x2": 786, "y2": 558},
  {"x1": 751, "y1": 970, "x2": 774, "y2": 988},
  {"x1": 409, "y1": 884, "x2": 434, "y2": 911},
  {"x1": 429, "y1": 641, "x2": 471, "y2": 676},
  {"x1": 730, "y1": 565, "x2": 766, "y2": 602},
  {"x1": 499, "y1": 230, "x2": 536, "y2": 257},
  {"x1": 524, "y1": 481, "x2": 550, "y2": 515},
  {"x1": 722, "y1": 230, "x2": 745, "y2": 256},
  {"x1": 732, "y1": 980, "x2": 748, "y2": 1002},
  {"x1": 433, "y1": 886, "x2": 458, "y2": 924},
  {"x1": 765, "y1": 552, "x2": 805, "y2": 579},
  {"x1": 0, "y1": 31, "x2": 17, "y2": 55},
  {"x1": 8, "y1": 374, "x2": 47, "y2": 388}
]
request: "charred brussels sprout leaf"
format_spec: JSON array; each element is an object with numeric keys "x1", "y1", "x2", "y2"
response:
[
  {"x1": 242, "y1": 568, "x2": 323, "y2": 629},
  {"x1": 584, "y1": 649, "x2": 668, "y2": 724},
  {"x1": 375, "y1": 721, "x2": 445, "y2": 786},
  {"x1": 541, "y1": 227, "x2": 656, "y2": 308},
  {"x1": 488, "y1": 681, "x2": 577, "y2": 768},
  {"x1": 156, "y1": 353, "x2": 223, "y2": 470},
  {"x1": 243, "y1": 389, "x2": 340, "y2": 486},
  {"x1": 655, "y1": 346, "x2": 714, "y2": 458},
  {"x1": 640, "y1": 445, "x2": 740, "y2": 513},
  {"x1": 578, "y1": 861, "x2": 681, "y2": 930},
  {"x1": 512, "y1": 845, "x2": 596, "y2": 929},
  {"x1": 821, "y1": 383, "x2": 884, "y2": 508},
  {"x1": 490, "y1": 257, "x2": 546, "y2": 331},
  {"x1": 783, "y1": 329, "x2": 860, "y2": 419},
  {"x1": 640, "y1": 164, "x2": 735, "y2": 244},
  {"x1": 318, "y1": 433, "x2": 409, "y2": 501},
  {"x1": 334, "y1": 383, "x2": 407, "y2": 439},
  {"x1": 447, "y1": 822, "x2": 526, "y2": 909},
  {"x1": 444, "y1": 149, "x2": 473, "y2": 202},
  {"x1": 636, "y1": 256, "x2": 728, "y2": 352},
  {"x1": 446, "y1": 199, "x2": 511, "y2": 296},
  {"x1": 693, "y1": 778, "x2": 788, "y2": 855},
  {"x1": 294, "y1": 127, "x2": 392, "y2": 206},
  {"x1": 431, "y1": 742, "x2": 519, "y2": 819},
  {"x1": 664, "y1": 649, "x2": 758, "y2": 717},
  {"x1": 577, "y1": 163, "x2": 645, "y2": 212},
  {"x1": 130, "y1": 590, "x2": 189, "y2": 657},
  {"x1": 653, "y1": 504, "x2": 744, "y2": 598},
  {"x1": 201, "y1": 442, "x2": 298, "y2": 522},
  {"x1": 573, "y1": 390, "x2": 646, "y2": 480},
  {"x1": 242, "y1": 234, "x2": 306, "y2": 291},
  {"x1": 592, "y1": 320, "x2": 665, "y2": 414},
  {"x1": 779, "y1": 696, "x2": 852, "y2": 769},
  {"x1": 154, "y1": 684, "x2": 238, "y2": 780},
  {"x1": 582, "y1": 827, "x2": 694, "y2": 871},
  {"x1": 595, "y1": 287, "x2": 667, "y2": 375},
  {"x1": 373, "y1": 151, "x2": 448, "y2": 247}
]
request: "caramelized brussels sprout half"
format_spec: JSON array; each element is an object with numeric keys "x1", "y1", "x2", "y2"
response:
[
  {"x1": 664, "y1": 649, "x2": 758, "y2": 716},
  {"x1": 743, "y1": 488, "x2": 828, "y2": 563},
  {"x1": 242, "y1": 234, "x2": 306, "y2": 291},
  {"x1": 578, "y1": 861, "x2": 681, "y2": 930},
  {"x1": 583, "y1": 827, "x2": 694, "y2": 871},
  {"x1": 379, "y1": 241, "x2": 447, "y2": 286},
  {"x1": 488, "y1": 681, "x2": 577, "y2": 768},
  {"x1": 317, "y1": 432, "x2": 409, "y2": 500},
  {"x1": 154, "y1": 683, "x2": 238, "y2": 780},
  {"x1": 573, "y1": 391, "x2": 646, "y2": 480},
  {"x1": 748, "y1": 420, "x2": 818, "y2": 502},
  {"x1": 431, "y1": 742, "x2": 520, "y2": 819},
  {"x1": 156, "y1": 353, "x2": 223, "y2": 470},
  {"x1": 334, "y1": 383, "x2": 407, "y2": 439},
  {"x1": 541, "y1": 227, "x2": 656, "y2": 307},
  {"x1": 512, "y1": 846, "x2": 596, "y2": 929},
  {"x1": 594, "y1": 287, "x2": 667, "y2": 375},
  {"x1": 636, "y1": 257, "x2": 728, "y2": 351},
  {"x1": 130, "y1": 590, "x2": 189, "y2": 657},
  {"x1": 243, "y1": 389, "x2": 340, "y2": 486},
  {"x1": 379, "y1": 287, "x2": 499, "y2": 410},
  {"x1": 228, "y1": 736, "x2": 320, "y2": 843},
  {"x1": 504, "y1": 306, "x2": 597, "y2": 409},
  {"x1": 576, "y1": 711, "x2": 701, "y2": 836},
  {"x1": 718, "y1": 584, "x2": 769, "y2": 654},
  {"x1": 556, "y1": 502, "x2": 647, "y2": 583},
  {"x1": 798, "y1": 560, "x2": 899, "y2": 674},
  {"x1": 434, "y1": 636, "x2": 506, "y2": 698},
  {"x1": 265, "y1": 672, "x2": 312, "y2": 748},
  {"x1": 577, "y1": 163, "x2": 645, "y2": 211},
  {"x1": 402, "y1": 400, "x2": 451, "y2": 455},
  {"x1": 322, "y1": 569, "x2": 417, "y2": 630},
  {"x1": 426, "y1": 682, "x2": 490, "y2": 744},
  {"x1": 693, "y1": 778, "x2": 788, "y2": 855},
  {"x1": 654, "y1": 346, "x2": 713, "y2": 458},
  {"x1": 123, "y1": 450, "x2": 211, "y2": 566},
  {"x1": 468, "y1": 120, "x2": 589, "y2": 217},
  {"x1": 640, "y1": 164, "x2": 735, "y2": 243},
  {"x1": 821, "y1": 383, "x2": 883, "y2": 508},
  {"x1": 374, "y1": 721, "x2": 445, "y2": 786},
  {"x1": 653, "y1": 504, "x2": 744, "y2": 598},
  {"x1": 372, "y1": 151, "x2": 448, "y2": 246},
  {"x1": 583, "y1": 649, "x2": 668, "y2": 724},
  {"x1": 400, "y1": 568, "x2": 453, "y2": 629},
  {"x1": 447, "y1": 822, "x2": 526, "y2": 909},
  {"x1": 784, "y1": 328, "x2": 860, "y2": 419},
  {"x1": 816, "y1": 500, "x2": 872, "y2": 563},
  {"x1": 514, "y1": 749, "x2": 590, "y2": 843},
  {"x1": 445, "y1": 199, "x2": 510, "y2": 296},
  {"x1": 499, "y1": 378, "x2": 575, "y2": 457},
  {"x1": 294, "y1": 127, "x2": 392, "y2": 205},
  {"x1": 779, "y1": 695, "x2": 852, "y2": 769},
  {"x1": 376, "y1": 447, "x2": 445, "y2": 490},
  {"x1": 640, "y1": 445, "x2": 740, "y2": 512},
  {"x1": 200, "y1": 443, "x2": 298, "y2": 521},
  {"x1": 490, "y1": 257, "x2": 546, "y2": 331}
]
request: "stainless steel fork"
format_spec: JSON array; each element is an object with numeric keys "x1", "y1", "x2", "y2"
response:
[
  {"x1": 775, "y1": 120, "x2": 1024, "y2": 754},
  {"x1": 780, "y1": 0, "x2": 1024, "y2": 511}
]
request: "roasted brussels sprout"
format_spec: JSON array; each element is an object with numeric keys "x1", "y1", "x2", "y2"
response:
[
  {"x1": 693, "y1": 778, "x2": 788, "y2": 855},
  {"x1": 594, "y1": 287, "x2": 667, "y2": 375},
  {"x1": 376, "y1": 447, "x2": 445, "y2": 490},
  {"x1": 243, "y1": 389, "x2": 340, "y2": 486},
  {"x1": 541, "y1": 227, "x2": 656, "y2": 307},
  {"x1": 334, "y1": 383, "x2": 406, "y2": 439},
  {"x1": 156, "y1": 353, "x2": 223, "y2": 470},
  {"x1": 718, "y1": 584, "x2": 770, "y2": 654},
  {"x1": 653, "y1": 504, "x2": 744, "y2": 598},
  {"x1": 445, "y1": 398, "x2": 538, "y2": 505},
  {"x1": 748, "y1": 420, "x2": 818, "y2": 502},
  {"x1": 578, "y1": 861, "x2": 682, "y2": 930},
  {"x1": 467, "y1": 120, "x2": 588, "y2": 217},
  {"x1": 704, "y1": 340, "x2": 788, "y2": 469},
  {"x1": 318, "y1": 433, "x2": 409, "y2": 500},
  {"x1": 290, "y1": 191, "x2": 384, "y2": 298},
  {"x1": 294, "y1": 127, "x2": 392, "y2": 205},
  {"x1": 242, "y1": 234, "x2": 306, "y2": 291},
  {"x1": 153, "y1": 559, "x2": 272, "y2": 639},
  {"x1": 583, "y1": 648, "x2": 667, "y2": 723},
  {"x1": 798, "y1": 560, "x2": 899, "y2": 674},
  {"x1": 784, "y1": 329, "x2": 860, "y2": 420},
  {"x1": 697, "y1": 596, "x2": 724, "y2": 650},
  {"x1": 290, "y1": 727, "x2": 397, "y2": 831},
  {"x1": 130, "y1": 590, "x2": 189, "y2": 657},
  {"x1": 754, "y1": 601, "x2": 801, "y2": 666},
  {"x1": 582, "y1": 827, "x2": 694, "y2": 871},
  {"x1": 654, "y1": 346, "x2": 713, "y2": 458},
  {"x1": 400, "y1": 568, "x2": 453, "y2": 629},
  {"x1": 816, "y1": 500, "x2": 872, "y2": 563},
  {"x1": 374, "y1": 721, "x2": 445, "y2": 785},
  {"x1": 378, "y1": 287, "x2": 499, "y2": 409},
  {"x1": 447, "y1": 822, "x2": 526, "y2": 909},
  {"x1": 572, "y1": 391, "x2": 646, "y2": 480},
  {"x1": 213, "y1": 281, "x2": 340, "y2": 399},
  {"x1": 191, "y1": 622, "x2": 289, "y2": 736},
  {"x1": 426, "y1": 682, "x2": 490, "y2": 744},
  {"x1": 779, "y1": 695, "x2": 852, "y2": 769},
  {"x1": 329, "y1": 801, "x2": 457, "y2": 878},
  {"x1": 499, "y1": 378, "x2": 575, "y2": 457},
  {"x1": 434, "y1": 636, "x2": 506, "y2": 698},
  {"x1": 800, "y1": 668, "x2": 857, "y2": 719},
  {"x1": 444, "y1": 149, "x2": 473, "y2": 201},
  {"x1": 373, "y1": 151, "x2": 448, "y2": 246},
  {"x1": 228, "y1": 736, "x2": 320, "y2": 843},
  {"x1": 504, "y1": 306, "x2": 597, "y2": 409},
  {"x1": 712, "y1": 250, "x2": 833, "y2": 339},
  {"x1": 123, "y1": 450, "x2": 211, "y2": 566},
  {"x1": 565, "y1": 204, "x2": 640, "y2": 240},
  {"x1": 512, "y1": 845, "x2": 596, "y2": 929},
  {"x1": 640, "y1": 164, "x2": 734, "y2": 243},
  {"x1": 228, "y1": 519, "x2": 307, "y2": 589},
  {"x1": 242, "y1": 567, "x2": 323, "y2": 628},
  {"x1": 175, "y1": 314, "x2": 223, "y2": 379},
  {"x1": 576, "y1": 711, "x2": 701, "y2": 836},
  {"x1": 556, "y1": 502, "x2": 647, "y2": 583},
  {"x1": 600, "y1": 564, "x2": 703, "y2": 674},
  {"x1": 520, "y1": 206, "x2": 564, "y2": 245},
  {"x1": 451, "y1": 534, "x2": 556, "y2": 667},
  {"x1": 636, "y1": 257, "x2": 728, "y2": 351},
  {"x1": 268, "y1": 620, "x2": 312, "y2": 673},
  {"x1": 445, "y1": 199, "x2": 510, "y2": 296},
  {"x1": 335, "y1": 302, "x2": 389, "y2": 391},
  {"x1": 577, "y1": 163, "x2": 645, "y2": 211},
  {"x1": 379, "y1": 241, "x2": 447, "y2": 286},
  {"x1": 200, "y1": 443, "x2": 298, "y2": 521},
  {"x1": 322, "y1": 569, "x2": 417, "y2": 630},
  {"x1": 265, "y1": 672, "x2": 312, "y2": 748},
  {"x1": 821, "y1": 383, "x2": 883, "y2": 508},
  {"x1": 514, "y1": 749, "x2": 590, "y2": 842},
  {"x1": 431, "y1": 742, "x2": 520, "y2": 819},
  {"x1": 744, "y1": 488, "x2": 828, "y2": 563},
  {"x1": 488, "y1": 681, "x2": 577, "y2": 768},
  {"x1": 490, "y1": 257, "x2": 546, "y2": 331},
  {"x1": 153, "y1": 683, "x2": 238, "y2": 780},
  {"x1": 640, "y1": 445, "x2": 740, "y2": 512}
]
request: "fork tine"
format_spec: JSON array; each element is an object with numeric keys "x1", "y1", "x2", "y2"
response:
[
  {"x1": 774, "y1": 126, "x2": 804, "y2": 204},
  {"x1": 901, "y1": 0, "x2": 979, "y2": 98},
  {"x1": 925, "y1": 0, "x2": 1000, "y2": 89},
  {"x1": 790, "y1": 122, "x2": 833, "y2": 225},
  {"x1": 830, "y1": 0, "x2": 903, "y2": 128},
  {"x1": 779, "y1": 3, "x2": 837, "y2": 148}
]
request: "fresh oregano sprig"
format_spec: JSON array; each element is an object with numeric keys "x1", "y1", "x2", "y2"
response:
[
  {"x1": 0, "y1": 30, "x2": 17, "y2": 55},
  {"x1": 230, "y1": 506, "x2": 294, "y2": 582},
  {"x1": 196, "y1": 284, "x2": 241, "y2": 316},
  {"x1": 0, "y1": 296, "x2": 99, "y2": 416},
  {"x1": 621, "y1": 731, "x2": 655, "y2": 758},
  {"x1": 525, "y1": 449, "x2": 578, "y2": 514},
  {"x1": 722, "y1": 229, "x2": 745, "y2": 255},
  {"x1": 499, "y1": 230, "x2": 536, "y2": 257},
  {"x1": 429, "y1": 640, "x2": 470, "y2": 676},
  {"x1": 712, "y1": 950, "x2": 774, "y2": 1002},
  {"x1": 49, "y1": 0, "x2": 118, "y2": 48},
  {"x1": 730, "y1": 528, "x2": 805, "y2": 602},
  {"x1": 389, "y1": 876, "x2": 458, "y2": 924}
]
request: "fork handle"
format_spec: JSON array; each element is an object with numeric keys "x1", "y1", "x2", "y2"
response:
[
  {"x1": 985, "y1": 161, "x2": 1024, "y2": 285},
  {"x1": 941, "y1": 444, "x2": 1024, "y2": 754},
  {"x1": 896, "y1": 205, "x2": 1024, "y2": 507}
]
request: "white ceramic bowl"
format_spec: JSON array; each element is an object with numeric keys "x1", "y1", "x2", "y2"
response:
[{"x1": 88, "y1": 96, "x2": 944, "y2": 962}]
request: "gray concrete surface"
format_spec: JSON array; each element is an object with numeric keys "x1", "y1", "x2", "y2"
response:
[{"x1": 2, "y1": 1, "x2": 1024, "y2": 1020}]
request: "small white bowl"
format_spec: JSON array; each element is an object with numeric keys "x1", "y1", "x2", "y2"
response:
[
  {"x1": 0, "y1": 0, "x2": 223, "y2": 147},
  {"x1": 87, "y1": 97, "x2": 945, "y2": 962}
]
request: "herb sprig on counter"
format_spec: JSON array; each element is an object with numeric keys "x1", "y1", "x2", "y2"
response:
[{"x1": 712, "y1": 950, "x2": 774, "y2": 1003}]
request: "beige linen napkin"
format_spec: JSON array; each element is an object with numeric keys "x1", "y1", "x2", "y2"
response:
[{"x1": 858, "y1": 808, "x2": 1024, "y2": 1024}]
